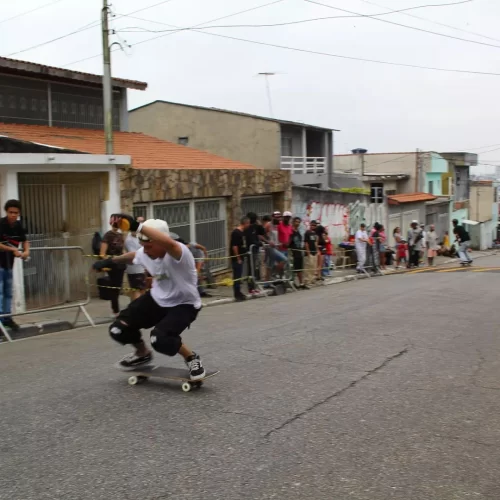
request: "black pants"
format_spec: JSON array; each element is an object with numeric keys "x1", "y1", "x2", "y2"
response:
[
  {"x1": 232, "y1": 260, "x2": 244, "y2": 297},
  {"x1": 409, "y1": 247, "x2": 420, "y2": 267},
  {"x1": 110, "y1": 292, "x2": 200, "y2": 356},
  {"x1": 108, "y1": 268, "x2": 125, "y2": 314}
]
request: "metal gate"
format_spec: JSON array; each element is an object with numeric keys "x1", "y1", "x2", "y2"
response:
[
  {"x1": 18, "y1": 173, "x2": 103, "y2": 309},
  {"x1": 241, "y1": 196, "x2": 273, "y2": 218}
]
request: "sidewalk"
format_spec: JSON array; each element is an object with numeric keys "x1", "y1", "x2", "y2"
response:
[{"x1": 4, "y1": 250, "x2": 496, "y2": 341}]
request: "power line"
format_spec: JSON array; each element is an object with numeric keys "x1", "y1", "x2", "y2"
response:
[
  {"x1": 62, "y1": 0, "x2": 285, "y2": 67},
  {"x1": 359, "y1": 0, "x2": 500, "y2": 44},
  {"x1": 115, "y1": 0, "x2": 479, "y2": 33},
  {"x1": 4, "y1": 0, "x2": 177, "y2": 58},
  {"x1": 0, "y1": 0, "x2": 65, "y2": 25},
  {"x1": 306, "y1": 0, "x2": 500, "y2": 50}
]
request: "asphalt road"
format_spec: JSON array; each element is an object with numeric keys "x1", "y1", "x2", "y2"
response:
[{"x1": 2, "y1": 256, "x2": 500, "y2": 500}]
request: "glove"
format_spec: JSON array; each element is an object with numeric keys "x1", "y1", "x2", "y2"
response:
[
  {"x1": 110, "y1": 214, "x2": 139, "y2": 233},
  {"x1": 93, "y1": 258, "x2": 114, "y2": 271}
]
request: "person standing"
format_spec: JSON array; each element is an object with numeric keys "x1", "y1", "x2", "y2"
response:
[
  {"x1": 408, "y1": 221, "x2": 423, "y2": 268},
  {"x1": 322, "y1": 228, "x2": 333, "y2": 277},
  {"x1": 124, "y1": 217, "x2": 147, "y2": 302},
  {"x1": 304, "y1": 220, "x2": 319, "y2": 285},
  {"x1": 0, "y1": 200, "x2": 30, "y2": 331},
  {"x1": 426, "y1": 224, "x2": 439, "y2": 266},
  {"x1": 452, "y1": 219, "x2": 472, "y2": 264},
  {"x1": 244, "y1": 212, "x2": 261, "y2": 294},
  {"x1": 288, "y1": 216, "x2": 308, "y2": 289},
  {"x1": 230, "y1": 217, "x2": 250, "y2": 301},
  {"x1": 393, "y1": 227, "x2": 403, "y2": 269},
  {"x1": 100, "y1": 216, "x2": 126, "y2": 317},
  {"x1": 419, "y1": 224, "x2": 427, "y2": 264},
  {"x1": 355, "y1": 223, "x2": 370, "y2": 273}
]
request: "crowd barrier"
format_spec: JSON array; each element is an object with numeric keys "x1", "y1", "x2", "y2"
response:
[{"x1": 0, "y1": 246, "x2": 95, "y2": 342}]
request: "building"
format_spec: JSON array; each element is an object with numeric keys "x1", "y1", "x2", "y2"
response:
[
  {"x1": 468, "y1": 180, "x2": 497, "y2": 249},
  {"x1": 129, "y1": 100, "x2": 337, "y2": 189},
  {"x1": 0, "y1": 57, "x2": 290, "y2": 313}
]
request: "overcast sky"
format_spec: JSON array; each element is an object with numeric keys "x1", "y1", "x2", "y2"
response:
[{"x1": 1, "y1": 0, "x2": 500, "y2": 172}]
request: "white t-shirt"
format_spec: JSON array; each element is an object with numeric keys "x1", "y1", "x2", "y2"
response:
[
  {"x1": 133, "y1": 244, "x2": 201, "y2": 309},
  {"x1": 124, "y1": 233, "x2": 144, "y2": 275},
  {"x1": 355, "y1": 230, "x2": 368, "y2": 250}
]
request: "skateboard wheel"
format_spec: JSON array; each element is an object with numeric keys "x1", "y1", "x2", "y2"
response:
[
  {"x1": 128, "y1": 376, "x2": 139, "y2": 386},
  {"x1": 181, "y1": 382, "x2": 192, "y2": 392}
]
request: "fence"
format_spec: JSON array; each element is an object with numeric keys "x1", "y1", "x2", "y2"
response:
[{"x1": 0, "y1": 246, "x2": 95, "y2": 342}]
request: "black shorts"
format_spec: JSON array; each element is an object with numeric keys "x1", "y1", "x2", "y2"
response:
[
  {"x1": 118, "y1": 291, "x2": 200, "y2": 336},
  {"x1": 293, "y1": 255, "x2": 304, "y2": 272},
  {"x1": 127, "y1": 272, "x2": 147, "y2": 290}
]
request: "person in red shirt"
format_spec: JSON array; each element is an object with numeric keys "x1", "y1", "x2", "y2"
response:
[
  {"x1": 277, "y1": 211, "x2": 293, "y2": 256},
  {"x1": 322, "y1": 228, "x2": 334, "y2": 277}
]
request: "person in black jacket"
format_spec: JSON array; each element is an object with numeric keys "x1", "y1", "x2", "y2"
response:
[{"x1": 452, "y1": 219, "x2": 472, "y2": 264}]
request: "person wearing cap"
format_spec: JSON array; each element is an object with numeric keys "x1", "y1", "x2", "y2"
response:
[
  {"x1": 355, "y1": 223, "x2": 370, "y2": 272},
  {"x1": 407, "y1": 220, "x2": 423, "y2": 268},
  {"x1": 278, "y1": 211, "x2": 293, "y2": 255},
  {"x1": 264, "y1": 211, "x2": 287, "y2": 280},
  {"x1": 93, "y1": 214, "x2": 206, "y2": 380}
]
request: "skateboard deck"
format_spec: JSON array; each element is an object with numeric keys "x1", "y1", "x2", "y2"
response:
[
  {"x1": 126, "y1": 365, "x2": 219, "y2": 392},
  {"x1": 460, "y1": 261, "x2": 472, "y2": 266}
]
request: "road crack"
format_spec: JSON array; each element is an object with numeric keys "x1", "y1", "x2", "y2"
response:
[{"x1": 263, "y1": 347, "x2": 409, "y2": 438}]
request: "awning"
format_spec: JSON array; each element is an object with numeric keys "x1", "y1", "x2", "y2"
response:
[{"x1": 461, "y1": 219, "x2": 480, "y2": 225}]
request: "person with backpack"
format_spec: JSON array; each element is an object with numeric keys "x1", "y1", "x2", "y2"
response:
[{"x1": 452, "y1": 219, "x2": 473, "y2": 264}]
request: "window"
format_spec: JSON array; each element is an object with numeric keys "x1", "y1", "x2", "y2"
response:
[
  {"x1": 370, "y1": 183, "x2": 384, "y2": 203},
  {"x1": 281, "y1": 136, "x2": 293, "y2": 157},
  {"x1": 139, "y1": 199, "x2": 227, "y2": 271},
  {"x1": 178, "y1": 137, "x2": 189, "y2": 146},
  {"x1": 428, "y1": 181, "x2": 434, "y2": 194}
]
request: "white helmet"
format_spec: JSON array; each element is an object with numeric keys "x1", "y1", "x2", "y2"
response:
[{"x1": 137, "y1": 219, "x2": 170, "y2": 241}]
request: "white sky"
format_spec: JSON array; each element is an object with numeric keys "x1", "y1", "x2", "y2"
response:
[{"x1": 1, "y1": 0, "x2": 499, "y2": 173}]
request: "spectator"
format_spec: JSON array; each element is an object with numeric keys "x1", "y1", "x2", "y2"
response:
[
  {"x1": 304, "y1": 220, "x2": 319, "y2": 285},
  {"x1": 378, "y1": 224, "x2": 387, "y2": 270},
  {"x1": 322, "y1": 228, "x2": 333, "y2": 277},
  {"x1": 187, "y1": 241, "x2": 211, "y2": 298},
  {"x1": 100, "y1": 215, "x2": 126, "y2": 317},
  {"x1": 452, "y1": 219, "x2": 472, "y2": 264},
  {"x1": 0, "y1": 199, "x2": 30, "y2": 331},
  {"x1": 355, "y1": 223, "x2": 369, "y2": 273},
  {"x1": 315, "y1": 224, "x2": 327, "y2": 279},
  {"x1": 264, "y1": 211, "x2": 287, "y2": 280},
  {"x1": 289, "y1": 216, "x2": 308, "y2": 289},
  {"x1": 392, "y1": 227, "x2": 404, "y2": 269},
  {"x1": 230, "y1": 216, "x2": 250, "y2": 301},
  {"x1": 407, "y1": 221, "x2": 423, "y2": 268},
  {"x1": 244, "y1": 212, "x2": 261, "y2": 294},
  {"x1": 420, "y1": 224, "x2": 427, "y2": 264},
  {"x1": 426, "y1": 224, "x2": 439, "y2": 266},
  {"x1": 124, "y1": 216, "x2": 147, "y2": 302},
  {"x1": 278, "y1": 211, "x2": 293, "y2": 253}
]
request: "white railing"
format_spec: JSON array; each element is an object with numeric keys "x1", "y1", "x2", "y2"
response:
[{"x1": 280, "y1": 156, "x2": 326, "y2": 174}]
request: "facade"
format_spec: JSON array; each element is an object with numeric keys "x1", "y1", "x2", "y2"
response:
[
  {"x1": 129, "y1": 100, "x2": 337, "y2": 189},
  {"x1": 468, "y1": 181, "x2": 497, "y2": 250}
]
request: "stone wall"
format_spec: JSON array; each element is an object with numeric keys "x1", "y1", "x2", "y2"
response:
[{"x1": 119, "y1": 167, "x2": 291, "y2": 227}]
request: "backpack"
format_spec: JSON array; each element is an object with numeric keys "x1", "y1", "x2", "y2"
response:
[{"x1": 92, "y1": 231, "x2": 102, "y2": 257}]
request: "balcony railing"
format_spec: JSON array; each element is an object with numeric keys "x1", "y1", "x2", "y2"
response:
[{"x1": 280, "y1": 156, "x2": 326, "y2": 174}]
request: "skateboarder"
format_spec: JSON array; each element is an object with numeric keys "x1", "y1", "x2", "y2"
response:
[{"x1": 93, "y1": 214, "x2": 205, "y2": 381}]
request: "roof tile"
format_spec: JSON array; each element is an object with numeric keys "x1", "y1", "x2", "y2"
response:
[
  {"x1": 387, "y1": 192, "x2": 438, "y2": 204},
  {"x1": 0, "y1": 123, "x2": 259, "y2": 170}
]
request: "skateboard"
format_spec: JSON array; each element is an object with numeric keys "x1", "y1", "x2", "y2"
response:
[
  {"x1": 126, "y1": 365, "x2": 220, "y2": 392},
  {"x1": 460, "y1": 261, "x2": 472, "y2": 267}
]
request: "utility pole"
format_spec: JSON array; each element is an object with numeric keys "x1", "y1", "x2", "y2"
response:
[{"x1": 102, "y1": 0, "x2": 113, "y2": 154}]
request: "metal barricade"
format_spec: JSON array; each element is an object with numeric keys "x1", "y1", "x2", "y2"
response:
[
  {"x1": 249, "y1": 244, "x2": 296, "y2": 294},
  {"x1": 0, "y1": 246, "x2": 95, "y2": 342}
]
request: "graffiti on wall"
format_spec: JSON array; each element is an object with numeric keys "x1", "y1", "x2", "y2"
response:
[{"x1": 291, "y1": 199, "x2": 387, "y2": 243}]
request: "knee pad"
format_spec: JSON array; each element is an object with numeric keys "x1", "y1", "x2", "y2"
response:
[
  {"x1": 109, "y1": 320, "x2": 140, "y2": 345},
  {"x1": 150, "y1": 328, "x2": 181, "y2": 357}
]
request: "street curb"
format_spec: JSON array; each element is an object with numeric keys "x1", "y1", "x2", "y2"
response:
[{"x1": 5, "y1": 250, "x2": 498, "y2": 340}]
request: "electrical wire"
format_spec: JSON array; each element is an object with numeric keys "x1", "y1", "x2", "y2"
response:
[
  {"x1": 62, "y1": 0, "x2": 285, "y2": 67},
  {"x1": 114, "y1": 0, "x2": 479, "y2": 33},
  {"x1": 0, "y1": 0, "x2": 65, "y2": 25},
  {"x1": 4, "y1": 0, "x2": 177, "y2": 58},
  {"x1": 305, "y1": 0, "x2": 500, "y2": 50},
  {"x1": 359, "y1": 0, "x2": 500, "y2": 44}
]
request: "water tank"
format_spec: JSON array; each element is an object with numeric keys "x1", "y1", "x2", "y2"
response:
[{"x1": 351, "y1": 148, "x2": 368, "y2": 154}]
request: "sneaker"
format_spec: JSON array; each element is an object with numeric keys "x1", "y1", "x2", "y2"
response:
[
  {"x1": 3, "y1": 320, "x2": 20, "y2": 332},
  {"x1": 115, "y1": 352, "x2": 153, "y2": 371},
  {"x1": 234, "y1": 294, "x2": 246, "y2": 302},
  {"x1": 301, "y1": 284, "x2": 311, "y2": 290},
  {"x1": 200, "y1": 292, "x2": 212, "y2": 298},
  {"x1": 185, "y1": 352, "x2": 205, "y2": 381}
]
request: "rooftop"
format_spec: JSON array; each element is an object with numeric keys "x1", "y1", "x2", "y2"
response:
[
  {"x1": 130, "y1": 100, "x2": 339, "y2": 132},
  {"x1": 0, "y1": 56, "x2": 147, "y2": 91},
  {"x1": 388, "y1": 192, "x2": 438, "y2": 204},
  {"x1": 0, "y1": 123, "x2": 257, "y2": 170}
]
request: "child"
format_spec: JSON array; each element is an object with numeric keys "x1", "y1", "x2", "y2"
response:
[{"x1": 322, "y1": 229, "x2": 333, "y2": 277}]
